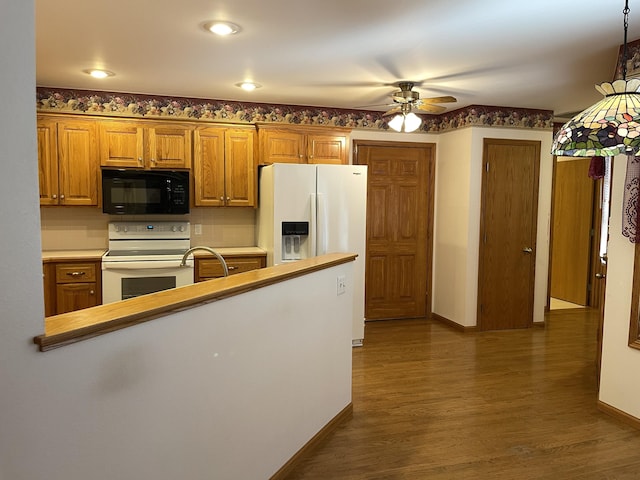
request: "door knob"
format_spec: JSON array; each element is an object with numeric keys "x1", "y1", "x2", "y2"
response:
[{"x1": 522, "y1": 247, "x2": 533, "y2": 253}]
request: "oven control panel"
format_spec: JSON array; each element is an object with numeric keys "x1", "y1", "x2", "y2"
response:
[{"x1": 108, "y1": 221, "x2": 191, "y2": 240}]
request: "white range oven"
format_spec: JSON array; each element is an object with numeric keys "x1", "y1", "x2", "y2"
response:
[{"x1": 102, "y1": 221, "x2": 194, "y2": 304}]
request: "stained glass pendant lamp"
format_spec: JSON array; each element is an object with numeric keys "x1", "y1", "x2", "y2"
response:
[{"x1": 552, "y1": 0, "x2": 640, "y2": 157}]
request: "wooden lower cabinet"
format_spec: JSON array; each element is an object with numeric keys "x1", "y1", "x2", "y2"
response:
[
  {"x1": 195, "y1": 254, "x2": 266, "y2": 282},
  {"x1": 43, "y1": 260, "x2": 102, "y2": 315}
]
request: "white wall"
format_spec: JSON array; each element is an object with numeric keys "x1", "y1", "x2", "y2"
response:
[
  {"x1": 599, "y1": 156, "x2": 640, "y2": 418},
  {"x1": 3, "y1": 261, "x2": 354, "y2": 480},
  {"x1": 432, "y1": 128, "x2": 475, "y2": 326}
]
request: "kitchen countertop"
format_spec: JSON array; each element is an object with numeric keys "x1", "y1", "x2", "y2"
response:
[
  {"x1": 191, "y1": 247, "x2": 266, "y2": 257},
  {"x1": 42, "y1": 250, "x2": 107, "y2": 262},
  {"x1": 42, "y1": 247, "x2": 266, "y2": 261}
]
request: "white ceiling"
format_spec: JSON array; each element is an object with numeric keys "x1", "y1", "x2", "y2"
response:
[{"x1": 35, "y1": 0, "x2": 640, "y2": 120}]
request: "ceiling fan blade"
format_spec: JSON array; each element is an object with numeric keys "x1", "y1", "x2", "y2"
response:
[
  {"x1": 355, "y1": 102, "x2": 396, "y2": 109},
  {"x1": 382, "y1": 107, "x2": 401, "y2": 116},
  {"x1": 416, "y1": 103, "x2": 447, "y2": 114},
  {"x1": 420, "y1": 96, "x2": 457, "y2": 104}
]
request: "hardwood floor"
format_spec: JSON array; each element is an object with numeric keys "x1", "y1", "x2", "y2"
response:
[{"x1": 284, "y1": 309, "x2": 640, "y2": 479}]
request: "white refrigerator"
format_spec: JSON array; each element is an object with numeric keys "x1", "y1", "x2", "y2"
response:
[{"x1": 256, "y1": 163, "x2": 368, "y2": 346}]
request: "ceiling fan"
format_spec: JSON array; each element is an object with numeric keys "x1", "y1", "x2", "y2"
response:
[{"x1": 381, "y1": 81, "x2": 457, "y2": 116}]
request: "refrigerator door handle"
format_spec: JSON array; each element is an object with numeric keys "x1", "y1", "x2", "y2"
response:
[
  {"x1": 317, "y1": 192, "x2": 327, "y2": 255},
  {"x1": 310, "y1": 193, "x2": 317, "y2": 257}
]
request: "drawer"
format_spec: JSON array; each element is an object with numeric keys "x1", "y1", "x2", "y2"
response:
[
  {"x1": 197, "y1": 256, "x2": 265, "y2": 279},
  {"x1": 55, "y1": 263, "x2": 98, "y2": 283}
]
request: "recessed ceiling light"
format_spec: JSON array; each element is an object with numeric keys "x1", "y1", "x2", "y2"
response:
[
  {"x1": 203, "y1": 21, "x2": 241, "y2": 36},
  {"x1": 83, "y1": 69, "x2": 115, "y2": 79},
  {"x1": 236, "y1": 81, "x2": 261, "y2": 91}
]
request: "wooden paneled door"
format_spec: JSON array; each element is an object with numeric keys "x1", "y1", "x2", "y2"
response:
[
  {"x1": 550, "y1": 158, "x2": 595, "y2": 305},
  {"x1": 354, "y1": 141, "x2": 435, "y2": 320},
  {"x1": 478, "y1": 139, "x2": 540, "y2": 331}
]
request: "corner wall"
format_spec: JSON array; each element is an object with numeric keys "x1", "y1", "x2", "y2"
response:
[
  {"x1": 432, "y1": 127, "x2": 553, "y2": 327},
  {"x1": 599, "y1": 156, "x2": 640, "y2": 419}
]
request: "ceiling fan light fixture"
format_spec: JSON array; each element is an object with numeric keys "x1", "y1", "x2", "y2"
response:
[
  {"x1": 552, "y1": 0, "x2": 640, "y2": 156},
  {"x1": 388, "y1": 112, "x2": 422, "y2": 133},
  {"x1": 204, "y1": 21, "x2": 241, "y2": 36},
  {"x1": 403, "y1": 112, "x2": 422, "y2": 133}
]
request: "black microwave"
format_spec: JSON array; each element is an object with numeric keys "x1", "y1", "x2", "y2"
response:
[{"x1": 102, "y1": 169, "x2": 190, "y2": 215}]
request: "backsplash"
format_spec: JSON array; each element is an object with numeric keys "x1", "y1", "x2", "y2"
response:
[{"x1": 40, "y1": 207, "x2": 256, "y2": 251}]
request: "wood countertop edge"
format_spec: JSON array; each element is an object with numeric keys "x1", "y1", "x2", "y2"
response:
[
  {"x1": 42, "y1": 252, "x2": 106, "y2": 263},
  {"x1": 34, "y1": 253, "x2": 357, "y2": 352}
]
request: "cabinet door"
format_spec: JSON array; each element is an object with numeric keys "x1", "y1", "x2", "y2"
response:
[
  {"x1": 37, "y1": 116, "x2": 59, "y2": 205},
  {"x1": 225, "y1": 129, "x2": 257, "y2": 207},
  {"x1": 307, "y1": 134, "x2": 348, "y2": 164},
  {"x1": 43, "y1": 262, "x2": 56, "y2": 317},
  {"x1": 57, "y1": 119, "x2": 99, "y2": 206},
  {"x1": 99, "y1": 121, "x2": 145, "y2": 168},
  {"x1": 148, "y1": 125, "x2": 192, "y2": 169},
  {"x1": 196, "y1": 255, "x2": 265, "y2": 281},
  {"x1": 259, "y1": 129, "x2": 305, "y2": 164},
  {"x1": 193, "y1": 127, "x2": 226, "y2": 206},
  {"x1": 56, "y1": 282, "x2": 99, "y2": 314}
]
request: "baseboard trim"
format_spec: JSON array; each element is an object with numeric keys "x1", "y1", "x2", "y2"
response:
[
  {"x1": 270, "y1": 402, "x2": 353, "y2": 480},
  {"x1": 431, "y1": 313, "x2": 478, "y2": 332},
  {"x1": 598, "y1": 400, "x2": 640, "y2": 430}
]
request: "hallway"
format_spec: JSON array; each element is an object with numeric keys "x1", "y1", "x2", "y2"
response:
[{"x1": 285, "y1": 310, "x2": 640, "y2": 479}]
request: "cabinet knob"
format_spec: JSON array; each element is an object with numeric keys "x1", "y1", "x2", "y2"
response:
[
  {"x1": 226, "y1": 197, "x2": 230, "y2": 201},
  {"x1": 150, "y1": 158, "x2": 156, "y2": 163},
  {"x1": 52, "y1": 194, "x2": 57, "y2": 199},
  {"x1": 220, "y1": 196, "x2": 224, "y2": 201},
  {"x1": 89, "y1": 290, "x2": 95, "y2": 295},
  {"x1": 299, "y1": 154, "x2": 304, "y2": 159},
  {"x1": 228, "y1": 266, "x2": 238, "y2": 270},
  {"x1": 60, "y1": 194, "x2": 65, "y2": 200},
  {"x1": 138, "y1": 157, "x2": 143, "y2": 163}
]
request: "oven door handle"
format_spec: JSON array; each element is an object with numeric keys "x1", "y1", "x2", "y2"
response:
[{"x1": 102, "y1": 260, "x2": 193, "y2": 270}]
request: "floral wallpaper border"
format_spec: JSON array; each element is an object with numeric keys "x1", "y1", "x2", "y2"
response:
[{"x1": 36, "y1": 87, "x2": 553, "y2": 133}]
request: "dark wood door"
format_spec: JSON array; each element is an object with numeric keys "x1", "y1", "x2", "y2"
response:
[
  {"x1": 550, "y1": 158, "x2": 594, "y2": 305},
  {"x1": 478, "y1": 139, "x2": 540, "y2": 331},
  {"x1": 354, "y1": 141, "x2": 435, "y2": 320}
]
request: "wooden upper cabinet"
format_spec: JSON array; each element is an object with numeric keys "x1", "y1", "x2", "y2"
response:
[
  {"x1": 307, "y1": 134, "x2": 347, "y2": 164},
  {"x1": 259, "y1": 128, "x2": 305, "y2": 164},
  {"x1": 99, "y1": 120, "x2": 192, "y2": 169},
  {"x1": 37, "y1": 115, "x2": 99, "y2": 206},
  {"x1": 98, "y1": 121, "x2": 144, "y2": 168},
  {"x1": 258, "y1": 125, "x2": 350, "y2": 165},
  {"x1": 149, "y1": 125, "x2": 192, "y2": 169},
  {"x1": 37, "y1": 116, "x2": 59, "y2": 206},
  {"x1": 225, "y1": 128, "x2": 257, "y2": 207},
  {"x1": 193, "y1": 126, "x2": 257, "y2": 207}
]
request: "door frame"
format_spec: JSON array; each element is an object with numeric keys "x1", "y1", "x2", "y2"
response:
[
  {"x1": 546, "y1": 156, "x2": 600, "y2": 310},
  {"x1": 353, "y1": 139, "x2": 436, "y2": 320}
]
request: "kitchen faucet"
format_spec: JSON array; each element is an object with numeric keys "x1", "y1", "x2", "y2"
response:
[{"x1": 180, "y1": 246, "x2": 229, "y2": 277}]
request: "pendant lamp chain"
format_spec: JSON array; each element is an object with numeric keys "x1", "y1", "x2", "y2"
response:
[{"x1": 623, "y1": 0, "x2": 630, "y2": 80}]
